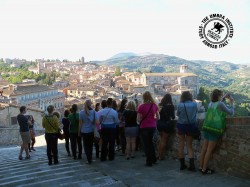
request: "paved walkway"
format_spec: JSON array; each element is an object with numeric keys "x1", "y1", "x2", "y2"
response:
[{"x1": 0, "y1": 134, "x2": 249, "y2": 187}]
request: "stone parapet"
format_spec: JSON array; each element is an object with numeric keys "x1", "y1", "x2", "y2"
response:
[
  {"x1": 164, "y1": 117, "x2": 250, "y2": 179},
  {"x1": 0, "y1": 126, "x2": 44, "y2": 145}
]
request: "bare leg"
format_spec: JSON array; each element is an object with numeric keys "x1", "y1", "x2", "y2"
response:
[
  {"x1": 202, "y1": 141, "x2": 217, "y2": 171},
  {"x1": 186, "y1": 135, "x2": 193, "y2": 158},
  {"x1": 24, "y1": 143, "x2": 29, "y2": 157},
  {"x1": 126, "y1": 137, "x2": 131, "y2": 158},
  {"x1": 131, "y1": 137, "x2": 136, "y2": 157},
  {"x1": 19, "y1": 143, "x2": 24, "y2": 157},
  {"x1": 199, "y1": 139, "x2": 208, "y2": 168},
  {"x1": 177, "y1": 134, "x2": 185, "y2": 158},
  {"x1": 159, "y1": 132, "x2": 168, "y2": 160}
]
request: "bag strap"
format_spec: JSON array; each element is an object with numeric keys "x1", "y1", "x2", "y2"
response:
[
  {"x1": 101, "y1": 109, "x2": 112, "y2": 124},
  {"x1": 183, "y1": 103, "x2": 191, "y2": 124},
  {"x1": 140, "y1": 104, "x2": 153, "y2": 124},
  {"x1": 45, "y1": 116, "x2": 59, "y2": 131}
]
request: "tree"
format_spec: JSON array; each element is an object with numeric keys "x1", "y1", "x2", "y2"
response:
[
  {"x1": 197, "y1": 87, "x2": 210, "y2": 109},
  {"x1": 115, "y1": 66, "x2": 122, "y2": 76}
]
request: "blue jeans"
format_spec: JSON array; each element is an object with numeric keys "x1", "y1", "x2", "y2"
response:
[{"x1": 141, "y1": 128, "x2": 156, "y2": 165}]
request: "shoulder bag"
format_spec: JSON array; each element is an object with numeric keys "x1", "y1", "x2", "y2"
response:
[
  {"x1": 45, "y1": 116, "x2": 65, "y2": 140},
  {"x1": 202, "y1": 102, "x2": 227, "y2": 136},
  {"x1": 184, "y1": 103, "x2": 201, "y2": 141}
]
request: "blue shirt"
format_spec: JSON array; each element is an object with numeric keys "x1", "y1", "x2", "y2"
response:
[
  {"x1": 79, "y1": 109, "x2": 97, "y2": 133},
  {"x1": 177, "y1": 101, "x2": 197, "y2": 124},
  {"x1": 98, "y1": 107, "x2": 119, "y2": 128}
]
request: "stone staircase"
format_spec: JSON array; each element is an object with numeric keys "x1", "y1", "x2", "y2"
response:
[{"x1": 0, "y1": 145, "x2": 125, "y2": 187}]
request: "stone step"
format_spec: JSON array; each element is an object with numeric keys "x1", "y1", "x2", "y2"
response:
[{"x1": 0, "y1": 144, "x2": 125, "y2": 186}]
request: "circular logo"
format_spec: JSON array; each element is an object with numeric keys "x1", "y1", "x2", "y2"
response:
[{"x1": 199, "y1": 14, "x2": 234, "y2": 49}]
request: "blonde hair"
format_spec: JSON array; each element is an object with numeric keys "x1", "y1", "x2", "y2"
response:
[
  {"x1": 84, "y1": 100, "x2": 92, "y2": 116},
  {"x1": 53, "y1": 111, "x2": 60, "y2": 119},
  {"x1": 126, "y1": 100, "x2": 136, "y2": 111},
  {"x1": 142, "y1": 91, "x2": 156, "y2": 104}
]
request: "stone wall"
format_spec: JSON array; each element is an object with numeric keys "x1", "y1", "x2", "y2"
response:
[
  {"x1": 0, "y1": 105, "x2": 46, "y2": 145},
  {"x1": 165, "y1": 117, "x2": 250, "y2": 179},
  {"x1": 0, "y1": 126, "x2": 44, "y2": 145},
  {"x1": 0, "y1": 105, "x2": 45, "y2": 127}
]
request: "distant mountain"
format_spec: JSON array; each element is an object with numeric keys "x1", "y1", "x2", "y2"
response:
[
  {"x1": 109, "y1": 52, "x2": 137, "y2": 60},
  {"x1": 95, "y1": 53, "x2": 249, "y2": 96}
]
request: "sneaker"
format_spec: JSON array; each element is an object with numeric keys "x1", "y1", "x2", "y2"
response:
[
  {"x1": 25, "y1": 155, "x2": 31, "y2": 159},
  {"x1": 202, "y1": 168, "x2": 215, "y2": 175},
  {"x1": 18, "y1": 155, "x2": 23, "y2": 160},
  {"x1": 31, "y1": 148, "x2": 36, "y2": 151}
]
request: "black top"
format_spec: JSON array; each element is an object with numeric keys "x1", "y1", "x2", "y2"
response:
[
  {"x1": 123, "y1": 110, "x2": 138, "y2": 127},
  {"x1": 159, "y1": 104, "x2": 175, "y2": 121},
  {"x1": 62, "y1": 117, "x2": 70, "y2": 134},
  {"x1": 17, "y1": 114, "x2": 29, "y2": 132}
]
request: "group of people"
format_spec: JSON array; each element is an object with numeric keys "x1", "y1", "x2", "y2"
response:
[{"x1": 17, "y1": 89, "x2": 234, "y2": 175}]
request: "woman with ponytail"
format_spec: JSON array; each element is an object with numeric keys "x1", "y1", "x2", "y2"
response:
[
  {"x1": 137, "y1": 91, "x2": 160, "y2": 167},
  {"x1": 79, "y1": 100, "x2": 99, "y2": 164}
]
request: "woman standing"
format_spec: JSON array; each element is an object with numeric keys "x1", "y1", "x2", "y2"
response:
[
  {"x1": 94, "y1": 103, "x2": 101, "y2": 158},
  {"x1": 176, "y1": 91, "x2": 197, "y2": 171},
  {"x1": 123, "y1": 100, "x2": 138, "y2": 159},
  {"x1": 42, "y1": 105, "x2": 59, "y2": 165},
  {"x1": 69, "y1": 104, "x2": 82, "y2": 160},
  {"x1": 157, "y1": 94, "x2": 175, "y2": 160},
  {"x1": 79, "y1": 100, "x2": 99, "y2": 164},
  {"x1": 137, "y1": 91, "x2": 160, "y2": 167},
  {"x1": 28, "y1": 115, "x2": 36, "y2": 152},
  {"x1": 199, "y1": 89, "x2": 234, "y2": 174},
  {"x1": 118, "y1": 98, "x2": 128, "y2": 154},
  {"x1": 99, "y1": 98, "x2": 119, "y2": 161},
  {"x1": 62, "y1": 109, "x2": 71, "y2": 156}
]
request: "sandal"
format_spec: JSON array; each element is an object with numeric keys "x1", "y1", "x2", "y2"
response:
[
  {"x1": 25, "y1": 155, "x2": 31, "y2": 159},
  {"x1": 19, "y1": 155, "x2": 23, "y2": 160},
  {"x1": 202, "y1": 168, "x2": 215, "y2": 175}
]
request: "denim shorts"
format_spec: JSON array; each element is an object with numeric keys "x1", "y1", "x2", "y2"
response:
[
  {"x1": 203, "y1": 131, "x2": 221, "y2": 141},
  {"x1": 176, "y1": 123, "x2": 195, "y2": 136}
]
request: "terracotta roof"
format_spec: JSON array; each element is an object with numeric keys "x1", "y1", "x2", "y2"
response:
[{"x1": 5, "y1": 84, "x2": 56, "y2": 96}]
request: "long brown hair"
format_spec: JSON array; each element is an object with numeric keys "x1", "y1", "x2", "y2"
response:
[
  {"x1": 142, "y1": 91, "x2": 156, "y2": 104},
  {"x1": 211, "y1": 89, "x2": 223, "y2": 102},
  {"x1": 160, "y1": 93, "x2": 173, "y2": 106},
  {"x1": 180, "y1": 91, "x2": 193, "y2": 102}
]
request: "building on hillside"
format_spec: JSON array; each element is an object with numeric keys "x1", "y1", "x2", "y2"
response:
[
  {"x1": 1, "y1": 83, "x2": 65, "y2": 113},
  {"x1": 141, "y1": 65, "x2": 199, "y2": 97}
]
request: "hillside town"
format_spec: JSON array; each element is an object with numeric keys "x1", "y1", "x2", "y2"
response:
[{"x1": 0, "y1": 58, "x2": 203, "y2": 126}]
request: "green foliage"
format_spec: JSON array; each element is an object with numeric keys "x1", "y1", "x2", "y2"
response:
[
  {"x1": 115, "y1": 66, "x2": 122, "y2": 76},
  {"x1": 197, "y1": 87, "x2": 210, "y2": 109}
]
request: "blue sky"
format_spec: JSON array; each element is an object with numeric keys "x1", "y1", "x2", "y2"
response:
[{"x1": 0, "y1": 0, "x2": 249, "y2": 64}]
